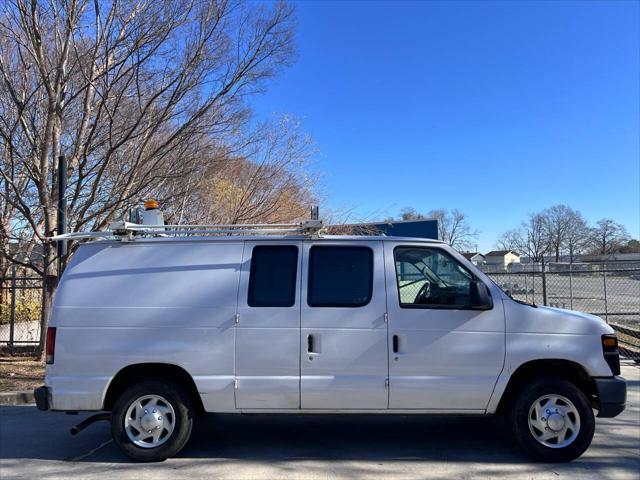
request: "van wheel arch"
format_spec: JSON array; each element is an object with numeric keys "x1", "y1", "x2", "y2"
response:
[
  {"x1": 496, "y1": 359, "x2": 595, "y2": 415},
  {"x1": 103, "y1": 363, "x2": 204, "y2": 414}
]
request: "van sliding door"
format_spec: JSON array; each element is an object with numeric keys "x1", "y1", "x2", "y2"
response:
[{"x1": 300, "y1": 241, "x2": 389, "y2": 409}]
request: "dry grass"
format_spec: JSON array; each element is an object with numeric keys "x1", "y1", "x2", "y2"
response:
[{"x1": 0, "y1": 356, "x2": 44, "y2": 392}]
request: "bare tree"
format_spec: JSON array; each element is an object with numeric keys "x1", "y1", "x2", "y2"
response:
[
  {"x1": 0, "y1": 0, "x2": 297, "y2": 354},
  {"x1": 427, "y1": 208, "x2": 478, "y2": 251},
  {"x1": 496, "y1": 228, "x2": 521, "y2": 252},
  {"x1": 163, "y1": 117, "x2": 317, "y2": 225},
  {"x1": 589, "y1": 219, "x2": 631, "y2": 255},
  {"x1": 399, "y1": 207, "x2": 426, "y2": 221},
  {"x1": 498, "y1": 213, "x2": 548, "y2": 262},
  {"x1": 541, "y1": 205, "x2": 574, "y2": 262},
  {"x1": 523, "y1": 213, "x2": 549, "y2": 262},
  {"x1": 563, "y1": 209, "x2": 590, "y2": 262},
  {"x1": 394, "y1": 207, "x2": 478, "y2": 250},
  {"x1": 540, "y1": 205, "x2": 594, "y2": 262},
  {"x1": 0, "y1": 154, "x2": 32, "y2": 277},
  {"x1": 497, "y1": 207, "x2": 633, "y2": 262}
]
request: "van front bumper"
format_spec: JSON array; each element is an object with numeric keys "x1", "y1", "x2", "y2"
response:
[
  {"x1": 34, "y1": 386, "x2": 50, "y2": 411},
  {"x1": 594, "y1": 376, "x2": 626, "y2": 417}
]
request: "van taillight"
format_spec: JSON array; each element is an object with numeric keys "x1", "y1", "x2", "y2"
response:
[{"x1": 45, "y1": 327, "x2": 56, "y2": 365}]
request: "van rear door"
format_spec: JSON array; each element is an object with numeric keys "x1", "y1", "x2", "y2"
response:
[{"x1": 235, "y1": 241, "x2": 302, "y2": 409}]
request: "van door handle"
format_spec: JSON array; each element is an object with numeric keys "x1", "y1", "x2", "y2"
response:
[
  {"x1": 307, "y1": 334, "x2": 315, "y2": 353},
  {"x1": 392, "y1": 334, "x2": 399, "y2": 353}
]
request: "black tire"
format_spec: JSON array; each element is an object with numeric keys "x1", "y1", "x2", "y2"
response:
[
  {"x1": 110, "y1": 379, "x2": 194, "y2": 462},
  {"x1": 508, "y1": 378, "x2": 595, "y2": 462}
]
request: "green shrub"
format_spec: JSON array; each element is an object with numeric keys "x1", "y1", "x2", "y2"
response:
[{"x1": 0, "y1": 298, "x2": 41, "y2": 325}]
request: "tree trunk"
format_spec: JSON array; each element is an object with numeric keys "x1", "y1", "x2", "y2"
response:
[{"x1": 37, "y1": 200, "x2": 57, "y2": 359}]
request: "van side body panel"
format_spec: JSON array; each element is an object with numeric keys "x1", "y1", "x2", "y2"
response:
[
  {"x1": 45, "y1": 236, "x2": 618, "y2": 415},
  {"x1": 47, "y1": 241, "x2": 243, "y2": 412},
  {"x1": 485, "y1": 301, "x2": 616, "y2": 413}
]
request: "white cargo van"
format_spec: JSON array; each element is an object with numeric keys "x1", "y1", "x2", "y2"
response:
[{"x1": 35, "y1": 223, "x2": 626, "y2": 462}]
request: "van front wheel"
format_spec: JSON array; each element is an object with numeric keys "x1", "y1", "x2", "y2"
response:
[
  {"x1": 111, "y1": 379, "x2": 194, "y2": 461},
  {"x1": 509, "y1": 378, "x2": 595, "y2": 462}
]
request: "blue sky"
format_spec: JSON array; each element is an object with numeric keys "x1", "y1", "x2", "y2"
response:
[{"x1": 252, "y1": 0, "x2": 640, "y2": 251}]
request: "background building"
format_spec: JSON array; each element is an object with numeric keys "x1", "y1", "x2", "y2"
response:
[
  {"x1": 484, "y1": 250, "x2": 521, "y2": 272},
  {"x1": 461, "y1": 252, "x2": 486, "y2": 266}
]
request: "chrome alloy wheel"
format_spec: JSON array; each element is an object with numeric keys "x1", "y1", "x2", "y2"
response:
[
  {"x1": 528, "y1": 394, "x2": 581, "y2": 448},
  {"x1": 124, "y1": 394, "x2": 176, "y2": 448}
]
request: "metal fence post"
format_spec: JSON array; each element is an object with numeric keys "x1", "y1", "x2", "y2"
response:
[
  {"x1": 603, "y1": 268, "x2": 608, "y2": 324},
  {"x1": 569, "y1": 263, "x2": 573, "y2": 310},
  {"x1": 542, "y1": 266, "x2": 548, "y2": 306},
  {"x1": 9, "y1": 266, "x2": 16, "y2": 352},
  {"x1": 532, "y1": 268, "x2": 536, "y2": 304}
]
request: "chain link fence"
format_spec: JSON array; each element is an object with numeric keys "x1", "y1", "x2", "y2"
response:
[{"x1": 0, "y1": 268, "x2": 43, "y2": 350}]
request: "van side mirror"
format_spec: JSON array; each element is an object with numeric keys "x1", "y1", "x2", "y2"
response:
[{"x1": 469, "y1": 280, "x2": 493, "y2": 309}]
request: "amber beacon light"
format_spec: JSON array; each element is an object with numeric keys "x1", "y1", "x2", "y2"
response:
[{"x1": 144, "y1": 199, "x2": 159, "y2": 210}]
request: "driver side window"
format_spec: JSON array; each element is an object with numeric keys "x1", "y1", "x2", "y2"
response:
[{"x1": 394, "y1": 246, "x2": 475, "y2": 308}]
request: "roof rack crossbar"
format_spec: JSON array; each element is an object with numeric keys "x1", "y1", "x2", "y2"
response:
[
  {"x1": 155, "y1": 227, "x2": 301, "y2": 235},
  {"x1": 127, "y1": 223, "x2": 301, "y2": 229}
]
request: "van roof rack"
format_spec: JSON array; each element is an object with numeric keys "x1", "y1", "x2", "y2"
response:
[{"x1": 48, "y1": 207, "x2": 324, "y2": 243}]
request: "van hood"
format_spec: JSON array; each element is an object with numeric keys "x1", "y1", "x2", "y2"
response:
[
  {"x1": 505, "y1": 301, "x2": 615, "y2": 335},
  {"x1": 537, "y1": 306, "x2": 604, "y2": 321}
]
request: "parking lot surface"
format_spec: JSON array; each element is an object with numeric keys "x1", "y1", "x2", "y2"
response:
[{"x1": 1, "y1": 363, "x2": 638, "y2": 480}]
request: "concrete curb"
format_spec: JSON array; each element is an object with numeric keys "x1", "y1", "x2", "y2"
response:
[{"x1": 0, "y1": 391, "x2": 35, "y2": 406}]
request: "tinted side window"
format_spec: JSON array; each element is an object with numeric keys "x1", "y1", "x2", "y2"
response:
[
  {"x1": 394, "y1": 246, "x2": 475, "y2": 308},
  {"x1": 308, "y1": 246, "x2": 373, "y2": 307},
  {"x1": 248, "y1": 246, "x2": 298, "y2": 307}
]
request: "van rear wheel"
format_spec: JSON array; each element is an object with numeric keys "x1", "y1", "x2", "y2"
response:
[
  {"x1": 509, "y1": 378, "x2": 595, "y2": 462},
  {"x1": 111, "y1": 379, "x2": 193, "y2": 462}
]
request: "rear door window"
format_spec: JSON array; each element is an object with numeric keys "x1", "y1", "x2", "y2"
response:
[
  {"x1": 307, "y1": 246, "x2": 373, "y2": 307},
  {"x1": 248, "y1": 245, "x2": 298, "y2": 307}
]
